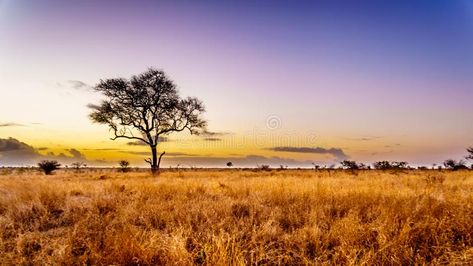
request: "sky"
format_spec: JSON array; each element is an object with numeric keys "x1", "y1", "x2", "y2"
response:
[{"x1": 0, "y1": 0, "x2": 472, "y2": 167}]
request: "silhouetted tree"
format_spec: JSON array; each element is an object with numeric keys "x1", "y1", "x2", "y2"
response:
[
  {"x1": 226, "y1": 162, "x2": 233, "y2": 167},
  {"x1": 89, "y1": 68, "x2": 207, "y2": 174},
  {"x1": 443, "y1": 159, "x2": 468, "y2": 171},
  {"x1": 38, "y1": 160, "x2": 61, "y2": 175},
  {"x1": 71, "y1": 162, "x2": 86, "y2": 171},
  {"x1": 119, "y1": 160, "x2": 130, "y2": 172},
  {"x1": 340, "y1": 160, "x2": 360, "y2": 170},
  {"x1": 358, "y1": 163, "x2": 369, "y2": 170},
  {"x1": 258, "y1": 164, "x2": 271, "y2": 171},
  {"x1": 466, "y1": 147, "x2": 473, "y2": 160},
  {"x1": 373, "y1": 161, "x2": 409, "y2": 170}
]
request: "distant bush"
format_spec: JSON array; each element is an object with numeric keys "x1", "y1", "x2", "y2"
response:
[
  {"x1": 71, "y1": 162, "x2": 87, "y2": 171},
  {"x1": 340, "y1": 160, "x2": 360, "y2": 170},
  {"x1": 373, "y1": 161, "x2": 409, "y2": 170},
  {"x1": 443, "y1": 159, "x2": 468, "y2": 171},
  {"x1": 38, "y1": 160, "x2": 61, "y2": 175},
  {"x1": 118, "y1": 160, "x2": 130, "y2": 172},
  {"x1": 258, "y1": 164, "x2": 271, "y2": 171},
  {"x1": 226, "y1": 162, "x2": 233, "y2": 167}
]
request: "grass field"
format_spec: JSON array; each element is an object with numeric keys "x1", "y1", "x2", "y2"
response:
[{"x1": 0, "y1": 169, "x2": 472, "y2": 265}]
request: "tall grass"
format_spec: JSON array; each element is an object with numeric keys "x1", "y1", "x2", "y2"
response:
[{"x1": 0, "y1": 169, "x2": 472, "y2": 265}]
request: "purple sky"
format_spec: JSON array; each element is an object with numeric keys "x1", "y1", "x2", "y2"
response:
[{"x1": 0, "y1": 0, "x2": 472, "y2": 167}]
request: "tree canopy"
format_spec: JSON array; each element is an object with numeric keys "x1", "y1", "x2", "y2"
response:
[{"x1": 89, "y1": 68, "x2": 206, "y2": 173}]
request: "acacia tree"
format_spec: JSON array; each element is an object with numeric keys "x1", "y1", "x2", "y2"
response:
[{"x1": 89, "y1": 68, "x2": 206, "y2": 174}]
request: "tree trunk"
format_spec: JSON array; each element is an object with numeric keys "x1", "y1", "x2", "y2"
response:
[
  {"x1": 150, "y1": 146, "x2": 166, "y2": 175},
  {"x1": 151, "y1": 146, "x2": 158, "y2": 174}
]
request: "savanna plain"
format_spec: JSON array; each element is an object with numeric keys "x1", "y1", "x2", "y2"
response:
[{"x1": 0, "y1": 169, "x2": 472, "y2": 265}]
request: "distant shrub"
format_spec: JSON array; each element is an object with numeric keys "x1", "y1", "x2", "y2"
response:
[
  {"x1": 443, "y1": 159, "x2": 468, "y2": 171},
  {"x1": 340, "y1": 160, "x2": 360, "y2": 170},
  {"x1": 38, "y1": 160, "x2": 61, "y2": 175},
  {"x1": 71, "y1": 162, "x2": 86, "y2": 171},
  {"x1": 373, "y1": 161, "x2": 409, "y2": 170},
  {"x1": 118, "y1": 160, "x2": 130, "y2": 172},
  {"x1": 258, "y1": 164, "x2": 271, "y2": 171},
  {"x1": 279, "y1": 165, "x2": 288, "y2": 170},
  {"x1": 226, "y1": 162, "x2": 233, "y2": 167}
]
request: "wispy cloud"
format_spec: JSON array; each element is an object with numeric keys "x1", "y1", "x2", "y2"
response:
[
  {"x1": 0, "y1": 122, "x2": 24, "y2": 127},
  {"x1": 201, "y1": 130, "x2": 232, "y2": 137},
  {"x1": 203, "y1": 137, "x2": 222, "y2": 142},
  {"x1": 266, "y1": 146, "x2": 349, "y2": 160},
  {"x1": 340, "y1": 136, "x2": 383, "y2": 141},
  {"x1": 127, "y1": 137, "x2": 169, "y2": 146},
  {"x1": 68, "y1": 80, "x2": 92, "y2": 91},
  {"x1": 0, "y1": 137, "x2": 108, "y2": 166}
]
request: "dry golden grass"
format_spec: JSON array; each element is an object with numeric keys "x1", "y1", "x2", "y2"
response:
[{"x1": 0, "y1": 168, "x2": 472, "y2": 265}]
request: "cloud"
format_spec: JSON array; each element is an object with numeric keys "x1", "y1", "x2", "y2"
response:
[
  {"x1": 266, "y1": 146, "x2": 349, "y2": 160},
  {"x1": 201, "y1": 130, "x2": 232, "y2": 137},
  {"x1": 67, "y1": 149, "x2": 86, "y2": 160},
  {"x1": 0, "y1": 122, "x2": 24, "y2": 127},
  {"x1": 341, "y1": 136, "x2": 383, "y2": 141},
  {"x1": 68, "y1": 80, "x2": 92, "y2": 91},
  {"x1": 359, "y1": 137, "x2": 382, "y2": 141},
  {"x1": 0, "y1": 137, "x2": 37, "y2": 153},
  {"x1": 203, "y1": 137, "x2": 222, "y2": 142},
  {"x1": 0, "y1": 137, "x2": 108, "y2": 166},
  {"x1": 126, "y1": 137, "x2": 169, "y2": 146}
]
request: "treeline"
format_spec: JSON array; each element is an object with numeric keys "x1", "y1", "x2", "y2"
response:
[
  {"x1": 337, "y1": 160, "x2": 471, "y2": 171},
  {"x1": 336, "y1": 146, "x2": 473, "y2": 171}
]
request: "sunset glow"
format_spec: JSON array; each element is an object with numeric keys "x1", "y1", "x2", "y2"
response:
[{"x1": 1, "y1": 0, "x2": 472, "y2": 167}]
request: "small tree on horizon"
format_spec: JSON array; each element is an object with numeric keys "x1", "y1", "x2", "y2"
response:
[
  {"x1": 119, "y1": 160, "x2": 130, "y2": 172},
  {"x1": 373, "y1": 161, "x2": 409, "y2": 170},
  {"x1": 443, "y1": 159, "x2": 468, "y2": 171},
  {"x1": 340, "y1": 160, "x2": 360, "y2": 170},
  {"x1": 71, "y1": 162, "x2": 86, "y2": 171},
  {"x1": 311, "y1": 163, "x2": 320, "y2": 170},
  {"x1": 89, "y1": 68, "x2": 207, "y2": 174},
  {"x1": 38, "y1": 160, "x2": 61, "y2": 175}
]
